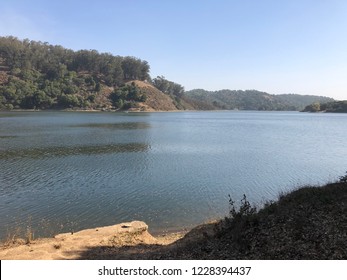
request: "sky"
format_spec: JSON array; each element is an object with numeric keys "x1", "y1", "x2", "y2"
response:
[{"x1": 1, "y1": 0, "x2": 346, "y2": 100}]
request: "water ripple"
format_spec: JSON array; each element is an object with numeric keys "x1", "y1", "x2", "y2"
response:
[
  {"x1": 1, "y1": 111, "x2": 347, "y2": 240},
  {"x1": 69, "y1": 122, "x2": 150, "y2": 130}
]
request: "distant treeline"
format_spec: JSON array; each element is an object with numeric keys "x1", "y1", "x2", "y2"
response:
[
  {"x1": 303, "y1": 100, "x2": 347, "y2": 113},
  {"x1": 185, "y1": 89, "x2": 334, "y2": 111}
]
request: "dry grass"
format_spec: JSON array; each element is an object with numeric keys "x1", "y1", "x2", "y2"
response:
[
  {"x1": 153, "y1": 181, "x2": 347, "y2": 259},
  {"x1": 127, "y1": 80, "x2": 178, "y2": 111}
]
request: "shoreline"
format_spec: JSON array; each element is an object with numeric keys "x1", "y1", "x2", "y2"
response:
[
  {"x1": 0, "y1": 108, "x2": 303, "y2": 113},
  {"x1": 0, "y1": 108, "x2": 197, "y2": 114},
  {"x1": 0, "y1": 220, "x2": 190, "y2": 260},
  {"x1": 1, "y1": 180, "x2": 346, "y2": 259}
]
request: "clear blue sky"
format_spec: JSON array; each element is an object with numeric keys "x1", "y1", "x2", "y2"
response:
[{"x1": 1, "y1": 0, "x2": 346, "y2": 99}]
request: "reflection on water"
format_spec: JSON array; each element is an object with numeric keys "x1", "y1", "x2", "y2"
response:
[
  {"x1": 0, "y1": 136, "x2": 17, "y2": 139},
  {"x1": 70, "y1": 122, "x2": 151, "y2": 130},
  {"x1": 0, "y1": 143, "x2": 149, "y2": 159}
]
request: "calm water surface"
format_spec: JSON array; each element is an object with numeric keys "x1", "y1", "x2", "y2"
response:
[{"x1": 0, "y1": 111, "x2": 346, "y2": 239}]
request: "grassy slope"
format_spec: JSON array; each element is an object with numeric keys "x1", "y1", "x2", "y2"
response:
[
  {"x1": 145, "y1": 181, "x2": 347, "y2": 260},
  {"x1": 127, "y1": 80, "x2": 179, "y2": 111}
]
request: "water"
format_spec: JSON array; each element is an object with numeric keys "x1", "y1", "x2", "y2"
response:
[{"x1": 0, "y1": 111, "x2": 346, "y2": 240}]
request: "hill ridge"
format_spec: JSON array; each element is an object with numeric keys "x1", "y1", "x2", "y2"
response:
[
  {"x1": 185, "y1": 89, "x2": 334, "y2": 111},
  {"x1": 0, "y1": 36, "x2": 335, "y2": 111}
]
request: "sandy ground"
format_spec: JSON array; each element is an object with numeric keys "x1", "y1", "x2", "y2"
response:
[{"x1": 0, "y1": 221, "x2": 185, "y2": 260}]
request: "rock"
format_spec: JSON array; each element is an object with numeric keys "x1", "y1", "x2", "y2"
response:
[
  {"x1": 119, "y1": 221, "x2": 148, "y2": 233},
  {"x1": 0, "y1": 221, "x2": 160, "y2": 260},
  {"x1": 54, "y1": 220, "x2": 149, "y2": 240}
]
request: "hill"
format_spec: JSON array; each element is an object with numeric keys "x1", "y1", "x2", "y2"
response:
[
  {"x1": 185, "y1": 89, "x2": 334, "y2": 111},
  {"x1": 0, "y1": 36, "x2": 187, "y2": 111}
]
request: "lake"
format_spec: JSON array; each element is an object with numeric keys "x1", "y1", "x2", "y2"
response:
[{"x1": 0, "y1": 111, "x2": 347, "y2": 240}]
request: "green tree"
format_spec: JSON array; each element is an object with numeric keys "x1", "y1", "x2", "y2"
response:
[
  {"x1": 58, "y1": 94, "x2": 80, "y2": 108},
  {"x1": 152, "y1": 76, "x2": 184, "y2": 97}
]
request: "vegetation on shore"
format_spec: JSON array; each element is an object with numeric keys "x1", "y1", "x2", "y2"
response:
[
  {"x1": 185, "y1": 89, "x2": 334, "y2": 111},
  {"x1": 303, "y1": 100, "x2": 347, "y2": 113},
  {"x1": 153, "y1": 175, "x2": 347, "y2": 259}
]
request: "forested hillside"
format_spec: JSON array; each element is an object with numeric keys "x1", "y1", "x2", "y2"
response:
[
  {"x1": 185, "y1": 89, "x2": 334, "y2": 111},
  {"x1": 0, "y1": 36, "x2": 186, "y2": 111}
]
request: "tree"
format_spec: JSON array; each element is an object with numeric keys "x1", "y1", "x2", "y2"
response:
[
  {"x1": 152, "y1": 76, "x2": 184, "y2": 97},
  {"x1": 21, "y1": 90, "x2": 53, "y2": 109},
  {"x1": 121, "y1": 56, "x2": 150, "y2": 81},
  {"x1": 58, "y1": 94, "x2": 80, "y2": 108},
  {"x1": 109, "y1": 83, "x2": 146, "y2": 108},
  {"x1": 152, "y1": 76, "x2": 170, "y2": 93},
  {"x1": 311, "y1": 102, "x2": 321, "y2": 112}
]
